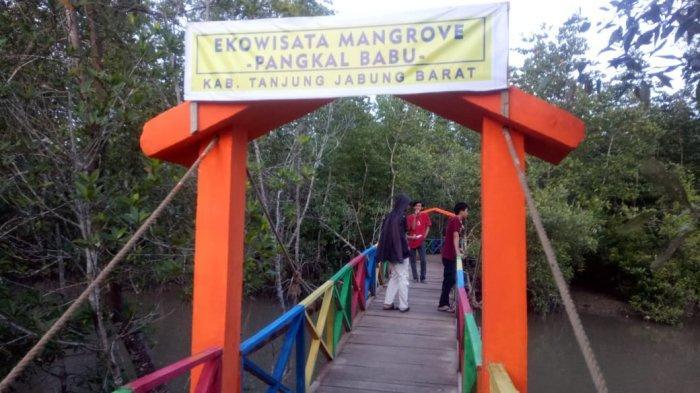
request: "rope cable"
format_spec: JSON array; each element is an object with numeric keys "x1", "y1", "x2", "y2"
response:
[{"x1": 0, "y1": 137, "x2": 219, "y2": 392}]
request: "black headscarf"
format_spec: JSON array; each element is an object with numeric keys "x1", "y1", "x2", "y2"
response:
[{"x1": 376, "y1": 193, "x2": 411, "y2": 264}]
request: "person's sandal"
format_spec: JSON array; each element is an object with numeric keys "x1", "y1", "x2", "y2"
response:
[
  {"x1": 383, "y1": 304, "x2": 398, "y2": 310},
  {"x1": 437, "y1": 305, "x2": 455, "y2": 313},
  {"x1": 399, "y1": 307, "x2": 410, "y2": 313}
]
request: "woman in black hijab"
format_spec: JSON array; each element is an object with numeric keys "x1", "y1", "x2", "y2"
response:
[{"x1": 376, "y1": 193, "x2": 411, "y2": 312}]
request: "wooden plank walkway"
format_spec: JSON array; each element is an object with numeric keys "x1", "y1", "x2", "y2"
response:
[{"x1": 313, "y1": 255, "x2": 459, "y2": 393}]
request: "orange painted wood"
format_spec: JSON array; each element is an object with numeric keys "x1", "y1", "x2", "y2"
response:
[
  {"x1": 479, "y1": 118, "x2": 527, "y2": 393},
  {"x1": 193, "y1": 356, "x2": 221, "y2": 393},
  {"x1": 142, "y1": 89, "x2": 582, "y2": 167},
  {"x1": 190, "y1": 131, "x2": 248, "y2": 393},
  {"x1": 141, "y1": 99, "x2": 330, "y2": 166},
  {"x1": 401, "y1": 87, "x2": 585, "y2": 164},
  {"x1": 421, "y1": 207, "x2": 456, "y2": 217}
]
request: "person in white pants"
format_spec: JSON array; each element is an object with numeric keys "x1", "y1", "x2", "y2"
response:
[
  {"x1": 376, "y1": 193, "x2": 411, "y2": 312},
  {"x1": 384, "y1": 257, "x2": 410, "y2": 311}
]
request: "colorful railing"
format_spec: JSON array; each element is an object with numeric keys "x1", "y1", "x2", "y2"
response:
[
  {"x1": 457, "y1": 255, "x2": 483, "y2": 393},
  {"x1": 113, "y1": 347, "x2": 222, "y2": 393},
  {"x1": 113, "y1": 246, "x2": 485, "y2": 393},
  {"x1": 488, "y1": 363, "x2": 519, "y2": 393},
  {"x1": 240, "y1": 245, "x2": 379, "y2": 392},
  {"x1": 425, "y1": 237, "x2": 444, "y2": 254}
]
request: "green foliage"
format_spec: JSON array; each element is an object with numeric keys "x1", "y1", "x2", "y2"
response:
[
  {"x1": 514, "y1": 13, "x2": 699, "y2": 322},
  {"x1": 513, "y1": 14, "x2": 596, "y2": 105},
  {"x1": 600, "y1": 0, "x2": 699, "y2": 98},
  {"x1": 0, "y1": 0, "x2": 330, "y2": 389},
  {"x1": 525, "y1": 182, "x2": 602, "y2": 313},
  {"x1": 244, "y1": 194, "x2": 278, "y2": 295},
  {"x1": 595, "y1": 165, "x2": 699, "y2": 324}
]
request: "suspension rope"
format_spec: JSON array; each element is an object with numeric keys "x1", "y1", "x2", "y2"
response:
[
  {"x1": 501, "y1": 127, "x2": 609, "y2": 393},
  {"x1": 0, "y1": 137, "x2": 219, "y2": 392}
]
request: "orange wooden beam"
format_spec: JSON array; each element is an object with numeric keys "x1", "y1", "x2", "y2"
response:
[
  {"x1": 142, "y1": 87, "x2": 583, "y2": 167},
  {"x1": 189, "y1": 131, "x2": 247, "y2": 393},
  {"x1": 141, "y1": 99, "x2": 331, "y2": 166},
  {"x1": 479, "y1": 120, "x2": 528, "y2": 393},
  {"x1": 422, "y1": 207, "x2": 456, "y2": 217},
  {"x1": 401, "y1": 86, "x2": 585, "y2": 164}
]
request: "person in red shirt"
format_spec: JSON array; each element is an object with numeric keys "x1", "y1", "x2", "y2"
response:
[
  {"x1": 406, "y1": 200, "x2": 431, "y2": 283},
  {"x1": 438, "y1": 202, "x2": 468, "y2": 312}
]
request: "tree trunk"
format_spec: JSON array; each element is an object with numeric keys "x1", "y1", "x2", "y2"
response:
[
  {"x1": 73, "y1": 198, "x2": 124, "y2": 385},
  {"x1": 108, "y1": 282, "x2": 169, "y2": 392},
  {"x1": 273, "y1": 190, "x2": 287, "y2": 310}
]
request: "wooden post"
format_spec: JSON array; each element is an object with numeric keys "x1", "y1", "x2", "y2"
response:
[
  {"x1": 190, "y1": 130, "x2": 247, "y2": 393},
  {"x1": 480, "y1": 117, "x2": 527, "y2": 393}
]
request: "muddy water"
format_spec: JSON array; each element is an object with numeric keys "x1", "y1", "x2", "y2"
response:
[
  {"x1": 143, "y1": 292, "x2": 286, "y2": 392},
  {"x1": 22, "y1": 290, "x2": 699, "y2": 392},
  {"x1": 145, "y1": 292, "x2": 699, "y2": 392},
  {"x1": 529, "y1": 311, "x2": 700, "y2": 392}
]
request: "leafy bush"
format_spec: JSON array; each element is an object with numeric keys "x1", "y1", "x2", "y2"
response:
[{"x1": 525, "y1": 181, "x2": 602, "y2": 313}]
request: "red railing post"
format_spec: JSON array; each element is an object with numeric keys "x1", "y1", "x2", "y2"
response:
[
  {"x1": 120, "y1": 348, "x2": 222, "y2": 393},
  {"x1": 350, "y1": 254, "x2": 367, "y2": 318},
  {"x1": 194, "y1": 356, "x2": 222, "y2": 393}
]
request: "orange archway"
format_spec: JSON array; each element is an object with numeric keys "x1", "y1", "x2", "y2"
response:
[{"x1": 141, "y1": 86, "x2": 584, "y2": 393}]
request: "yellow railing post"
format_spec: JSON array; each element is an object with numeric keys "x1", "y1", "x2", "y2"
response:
[
  {"x1": 300, "y1": 281, "x2": 335, "y2": 388},
  {"x1": 488, "y1": 363, "x2": 519, "y2": 393}
]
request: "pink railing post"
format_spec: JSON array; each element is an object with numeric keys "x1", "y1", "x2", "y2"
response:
[{"x1": 117, "y1": 348, "x2": 222, "y2": 393}]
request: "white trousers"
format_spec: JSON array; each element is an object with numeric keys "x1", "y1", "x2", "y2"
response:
[{"x1": 384, "y1": 258, "x2": 410, "y2": 310}]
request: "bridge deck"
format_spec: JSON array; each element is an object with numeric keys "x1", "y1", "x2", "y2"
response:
[{"x1": 314, "y1": 255, "x2": 459, "y2": 393}]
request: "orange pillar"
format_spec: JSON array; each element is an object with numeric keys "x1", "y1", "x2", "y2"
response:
[
  {"x1": 479, "y1": 117, "x2": 527, "y2": 393},
  {"x1": 190, "y1": 130, "x2": 247, "y2": 393}
]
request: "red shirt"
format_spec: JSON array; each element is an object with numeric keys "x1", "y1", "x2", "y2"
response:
[
  {"x1": 441, "y1": 216, "x2": 463, "y2": 260},
  {"x1": 406, "y1": 212, "x2": 431, "y2": 249}
]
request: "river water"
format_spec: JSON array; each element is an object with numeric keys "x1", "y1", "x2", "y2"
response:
[
  {"x1": 529, "y1": 311, "x2": 700, "y2": 392},
  {"x1": 140, "y1": 291, "x2": 700, "y2": 393},
  {"x1": 21, "y1": 290, "x2": 699, "y2": 392}
]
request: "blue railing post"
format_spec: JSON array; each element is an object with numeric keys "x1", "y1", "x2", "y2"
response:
[
  {"x1": 364, "y1": 247, "x2": 377, "y2": 298},
  {"x1": 240, "y1": 246, "x2": 378, "y2": 392},
  {"x1": 295, "y1": 314, "x2": 305, "y2": 393}
]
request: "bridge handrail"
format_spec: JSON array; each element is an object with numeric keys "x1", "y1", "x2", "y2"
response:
[
  {"x1": 112, "y1": 245, "x2": 486, "y2": 393},
  {"x1": 113, "y1": 347, "x2": 222, "y2": 393},
  {"x1": 425, "y1": 237, "x2": 444, "y2": 254},
  {"x1": 456, "y1": 255, "x2": 483, "y2": 393},
  {"x1": 488, "y1": 363, "x2": 519, "y2": 393},
  {"x1": 240, "y1": 245, "x2": 379, "y2": 392}
]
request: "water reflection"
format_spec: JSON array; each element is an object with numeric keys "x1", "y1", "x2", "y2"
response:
[
  {"x1": 26, "y1": 290, "x2": 698, "y2": 392},
  {"x1": 148, "y1": 293, "x2": 700, "y2": 392},
  {"x1": 529, "y1": 311, "x2": 700, "y2": 393}
]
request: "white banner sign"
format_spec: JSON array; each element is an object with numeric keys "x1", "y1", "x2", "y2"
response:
[{"x1": 185, "y1": 3, "x2": 508, "y2": 101}]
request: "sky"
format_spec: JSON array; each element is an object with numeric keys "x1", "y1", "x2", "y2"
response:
[
  {"x1": 330, "y1": 0, "x2": 684, "y2": 89},
  {"x1": 331, "y1": 0, "x2": 609, "y2": 66}
]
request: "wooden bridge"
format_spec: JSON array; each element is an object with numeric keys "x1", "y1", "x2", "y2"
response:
[
  {"x1": 107, "y1": 81, "x2": 587, "y2": 393},
  {"x1": 101, "y1": 44, "x2": 585, "y2": 393},
  {"x1": 98, "y1": 80, "x2": 589, "y2": 393},
  {"x1": 113, "y1": 247, "x2": 494, "y2": 393},
  {"x1": 315, "y1": 254, "x2": 458, "y2": 393}
]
